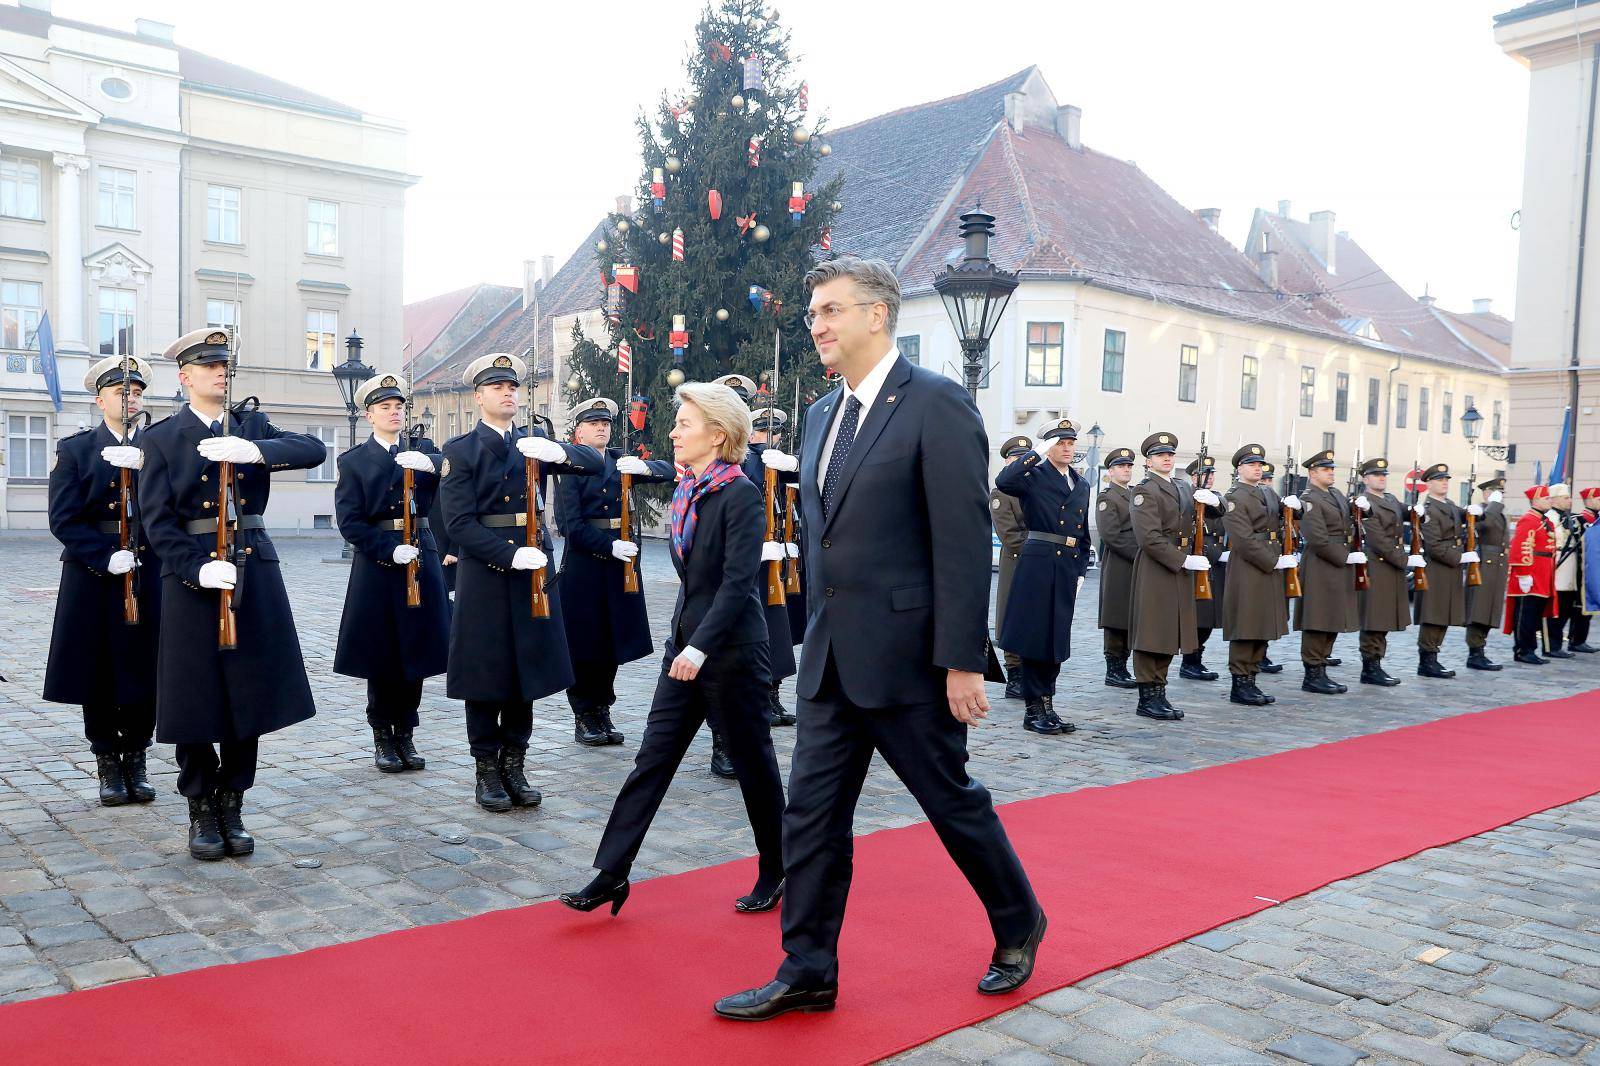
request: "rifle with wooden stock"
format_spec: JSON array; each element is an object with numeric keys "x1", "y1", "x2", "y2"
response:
[
  {"x1": 216, "y1": 327, "x2": 239, "y2": 649},
  {"x1": 1408, "y1": 448, "x2": 1429, "y2": 593},
  {"x1": 1281, "y1": 429, "x2": 1302, "y2": 599},
  {"x1": 525, "y1": 354, "x2": 550, "y2": 619},
  {"x1": 763, "y1": 330, "x2": 786, "y2": 607},
  {"x1": 117, "y1": 359, "x2": 139, "y2": 625},
  {"x1": 402, "y1": 348, "x2": 422, "y2": 608},
  {"x1": 1192, "y1": 412, "x2": 1212, "y2": 602},
  {"x1": 1348, "y1": 445, "x2": 1370, "y2": 591},
  {"x1": 1464, "y1": 452, "x2": 1482, "y2": 588}
]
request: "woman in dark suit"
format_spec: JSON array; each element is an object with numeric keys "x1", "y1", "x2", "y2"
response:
[{"x1": 561, "y1": 382, "x2": 786, "y2": 916}]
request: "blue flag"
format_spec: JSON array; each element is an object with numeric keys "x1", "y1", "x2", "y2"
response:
[
  {"x1": 1534, "y1": 459, "x2": 1543, "y2": 488},
  {"x1": 36, "y1": 311, "x2": 60, "y2": 413},
  {"x1": 1552, "y1": 405, "x2": 1574, "y2": 485}
]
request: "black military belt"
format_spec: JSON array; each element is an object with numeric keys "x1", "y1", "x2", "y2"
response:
[
  {"x1": 184, "y1": 515, "x2": 265, "y2": 535},
  {"x1": 1028, "y1": 531, "x2": 1079, "y2": 547},
  {"x1": 1534, "y1": 550, "x2": 1554, "y2": 558},
  {"x1": 96, "y1": 521, "x2": 127, "y2": 533},
  {"x1": 1252, "y1": 531, "x2": 1281, "y2": 543},
  {"x1": 371, "y1": 517, "x2": 430, "y2": 531},
  {"x1": 1168, "y1": 535, "x2": 1192, "y2": 548},
  {"x1": 480, "y1": 512, "x2": 544, "y2": 528},
  {"x1": 587, "y1": 518, "x2": 623, "y2": 530}
]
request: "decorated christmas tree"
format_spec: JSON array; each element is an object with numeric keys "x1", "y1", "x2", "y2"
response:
[{"x1": 564, "y1": 0, "x2": 842, "y2": 490}]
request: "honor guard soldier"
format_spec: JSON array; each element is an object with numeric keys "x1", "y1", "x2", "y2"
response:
[
  {"x1": 1128, "y1": 432, "x2": 1214, "y2": 721},
  {"x1": 1464, "y1": 476, "x2": 1510, "y2": 669},
  {"x1": 43, "y1": 355, "x2": 161, "y2": 805},
  {"x1": 1256, "y1": 462, "x2": 1285, "y2": 674},
  {"x1": 1182, "y1": 454, "x2": 1225, "y2": 682},
  {"x1": 748, "y1": 403, "x2": 803, "y2": 729},
  {"x1": 332, "y1": 373, "x2": 451, "y2": 774},
  {"x1": 1219, "y1": 444, "x2": 1291, "y2": 704},
  {"x1": 990, "y1": 435, "x2": 1031, "y2": 699},
  {"x1": 440, "y1": 352, "x2": 603, "y2": 811},
  {"x1": 1351, "y1": 457, "x2": 1414, "y2": 686},
  {"x1": 139, "y1": 328, "x2": 326, "y2": 859},
  {"x1": 1546, "y1": 484, "x2": 1594, "y2": 655},
  {"x1": 1411, "y1": 464, "x2": 1473, "y2": 677},
  {"x1": 556, "y1": 396, "x2": 676, "y2": 746},
  {"x1": 1096, "y1": 447, "x2": 1140, "y2": 689},
  {"x1": 995, "y1": 418, "x2": 1091, "y2": 735},
  {"x1": 1506, "y1": 485, "x2": 1560, "y2": 663},
  {"x1": 1289, "y1": 450, "x2": 1360, "y2": 694},
  {"x1": 1583, "y1": 486, "x2": 1600, "y2": 525}
]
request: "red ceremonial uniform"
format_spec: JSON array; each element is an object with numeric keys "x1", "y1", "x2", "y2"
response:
[{"x1": 1503, "y1": 508, "x2": 1560, "y2": 632}]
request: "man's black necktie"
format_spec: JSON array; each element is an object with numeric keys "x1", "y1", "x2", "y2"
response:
[
  {"x1": 389, "y1": 443, "x2": 400, "y2": 457},
  {"x1": 210, "y1": 420, "x2": 222, "y2": 437},
  {"x1": 822, "y1": 396, "x2": 862, "y2": 518}
]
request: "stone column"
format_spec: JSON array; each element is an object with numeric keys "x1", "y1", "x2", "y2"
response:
[{"x1": 51, "y1": 153, "x2": 89, "y2": 353}]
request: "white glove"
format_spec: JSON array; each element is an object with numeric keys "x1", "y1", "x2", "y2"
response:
[
  {"x1": 785, "y1": 542, "x2": 800, "y2": 558},
  {"x1": 1182, "y1": 555, "x2": 1211, "y2": 571},
  {"x1": 392, "y1": 544, "x2": 420, "y2": 565},
  {"x1": 1274, "y1": 554, "x2": 1298, "y2": 570},
  {"x1": 511, "y1": 546, "x2": 548, "y2": 570},
  {"x1": 1345, "y1": 552, "x2": 1368, "y2": 565},
  {"x1": 198, "y1": 560, "x2": 237, "y2": 589},
  {"x1": 1489, "y1": 490, "x2": 1503, "y2": 504},
  {"x1": 1413, "y1": 499, "x2": 1428, "y2": 517},
  {"x1": 761, "y1": 541, "x2": 785, "y2": 562},
  {"x1": 1219, "y1": 550, "x2": 1231, "y2": 563},
  {"x1": 394, "y1": 450, "x2": 435, "y2": 473},
  {"x1": 1193, "y1": 488, "x2": 1221, "y2": 507},
  {"x1": 610, "y1": 540, "x2": 639, "y2": 561},
  {"x1": 1352, "y1": 495, "x2": 1371, "y2": 512},
  {"x1": 196, "y1": 436, "x2": 262, "y2": 464},
  {"x1": 1466, "y1": 503, "x2": 1484, "y2": 517},
  {"x1": 517, "y1": 436, "x2": 568, "y2": 464},
  {"x1": 1282, "y1": 494, "x2": 1303, "y2": 511},
  {"x1": 101, "y1": 445, "x2": 143, "y2": 470},
  {"x1": 1408, "y1": 555, "x2": 1427, "y2": 568},
  {"x1": 616, "y1": 455, "x2": 651, "y2": 476},
  {"x1": 1460, "y1": 551, "x2": 1480, "y2": 564},
  {"x1": 107, "y1": 549, "x2": 136, "y2": 575},
  {"x1": 761, "y1": 448, "x2": 800, "y2": 473},
  {"x1": 1520, "y1": 576, "x2": 1534, "y2": 593}
]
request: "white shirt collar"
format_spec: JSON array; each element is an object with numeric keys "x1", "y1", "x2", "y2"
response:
[
  {"x1": 371, "y1": 431, "x2": 401, "y2": 449},
  {"x1": 839, "y1": 344, "x2": 899, "y2": 411},
  {"x1": 186, "y1": 403, "x2": 226, "y2": 428}
]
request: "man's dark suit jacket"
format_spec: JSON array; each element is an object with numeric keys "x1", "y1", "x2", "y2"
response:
[
  {"x1": 668, "y1": 474, "x2": 769, "y2": 661},
  {"x1": 796, "y1": 354, "x2": 991, "y2": 708}
]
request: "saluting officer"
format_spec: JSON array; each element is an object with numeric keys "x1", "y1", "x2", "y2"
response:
[
  {"x1": 995, "y1": 418, "x2": 1091, "y2": 735},
  {"x1": 439, "y1": 352, "x2": 603, "y2": 812},
  {"x1": 332, "y1": 373, "x2": 451, "y2": 774},
  {"x1": 1464, "y1": 475, "x2": 1509, "y2": 670},
  {"x1": 1096, "y1": 447, "x2": 1140, "y2": 690},
  {"x1": 556, "y1": 396, "x2": 676, "y2": 747},
  {"x1": 1219, "y1": 444, "x2": 1292, "y2": 705},
  {"x1": 1181, "y1": 455, "x2": 1225, "y2": 683},
  {"x1": 990, "y1": 435, "x2": 1031, "y2": 700},
  {"x1": 43, "y1": 355, "x2": 161, "y2": 806},
  {"x1": 139, "y1": 328, "x2": 326, "y2": 860},
  {"x1": 1290, "y1": 450, "x2": 1360, "y2": 694},
  {"x1": 1412, "y1": 464, "x2": 1473, "y2": 678},
  {"x1": 746, "y1": 403, "x2": 803, "y2": 729},
  {"x1": 1256, "y1": 461, "x2": 1285, "y2": 675},
  {"x1": 1506, "y1": 485, "x2": 1560, "y2": 663},
  {"x1": 1128, "y1": 432, "x2": 1215, "y2": 721},
  {"x1": 1351, "y1": 457, "x2": 1413, "y2": 686}
]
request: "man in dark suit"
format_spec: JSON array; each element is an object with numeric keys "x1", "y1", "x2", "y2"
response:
[{"x1": 715, "y1": 257, "x2": 1044, "y2": 1022}]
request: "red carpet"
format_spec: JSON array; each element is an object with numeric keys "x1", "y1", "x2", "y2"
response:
[{"x1": 8, "y1": 690, "x2": 1600, "y2": 1065}]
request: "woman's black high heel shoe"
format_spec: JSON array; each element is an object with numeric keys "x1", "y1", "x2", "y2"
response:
[
  {"x1": 560, "y1": 874, "x2": 631, "y2": 916},
  {"x1": 735, "y1": 878, "x2": 784, "y2": 913}
]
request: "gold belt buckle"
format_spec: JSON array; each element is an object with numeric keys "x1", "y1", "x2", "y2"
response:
[{"x1": 1064, "y1": 536, "x2": 1078, "y2": 547}]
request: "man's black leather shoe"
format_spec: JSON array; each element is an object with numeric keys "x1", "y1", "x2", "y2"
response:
[
  {"x1": 372, "y1": 726, "x2": 404, "y2": 773},
  {"x1": 979, "y1": 912, "x2": 1048, "y2": 995},
  {"x1": 1178, "y1": 654, "x2": 1217, "y2": 681},
  {"x1": 1360, "y1": 658, "x2": 1400, "y2": 686},
  {"x1": 1302, "y1": 665, "x2": 1346, "y2": 694},
  {"x1": 1230, "y1": 674, "x2": 1270, "y2": 706},
  {"x1": 1466, "y1": 651, "x2": 1502, "y2": 671},
  {"x1": 186, "y1": 797, "x2": 225, "y2": 861},
  {"x1": 1548, "y1": 648, "x2": 1576, "y2": 659},
  {"x1": 767, "y1": 686, "x2": 797, "y2": 727},
  {"x1": 1514, "y1": 652, "x2": 1547, "y2": 665},
  {"x1": 1004, "y1": 667, "x2": 1024, "y2": 700},
  {"x1": 95, "y1": 754, "x2": 129, "y2": 806},
  {"x1": 498, "y1": 748, "x2": 542, "y2": 807},
  {"x1": 1326, "y1": 657, "x2": 1343, "y2": 667},
  {"x1": 714, "y1": 980, "x2": 837, "y2": 1021},
  {"x1": 214, "y1": 789, "x2": 255, "y2": 856},
  {"x1": 710, "y1": 731, "x2": 737, "y2": 778},
  {"x1": 1136, "y1": 684, "x2": 1181, "y2": 721},
  {"x1": 121, "y1": 750, "x2": 157, "y2": 803},
  {"x1": 1259, "y1": 656, "x2": 1283, "y2": 674},
  {"x1": 574, "y1": 709, "x2": 610, "y2": 746},
  {"x1": 1572, "y1": 643, "x2": 1599, "y2": 653},
  {"x1": 1417, "y1": 651, "x2": 1456, "y2": 679}
]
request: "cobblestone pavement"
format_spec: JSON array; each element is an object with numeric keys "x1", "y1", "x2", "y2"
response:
[{"x1": 3, "y1": 532, "x2": 1600, "y2": 1064}]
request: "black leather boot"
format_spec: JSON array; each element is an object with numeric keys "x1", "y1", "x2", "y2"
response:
[
  {"x1": 497, "y1": 747, "x2": 542, "y2": 808},
  {"x1": 1418, "y1": 651, "x2": 1456, "y2": 679},
  {"x1": 1326, "y1": 657, "x2": 1343, "y2": 667},
  {"x1": 1230, "y1": 674, "x2": 1269, "y2": 706},
  {"x1": 710, "y1": 732, "x2": 736, "y2": 779},
  {"x1": 186, "y1": 796, "x2": 225, "y2": 861},
  {"x1": 474, "y1": 755, "x2": 513, "y2": 812},
  {"x1": 393, "y1": 730, "x2": 427, "y2": 770},
  {"x1": 372, "y1": 726, "x2": 404, "y2": 773},
  {"x1": 1247, "y1": 674, "x2": 1276, "y2": 704},
  {"x1": 573, "y1": 704, "x2": 610, "y2": 746},
  {"x1": 1259, "y1": 655, "x2": 1283, "y2": 674},
  {"x1": 767, "y1": 684, "x2": 797, "y2": 726},
  {"x1": 1179, "y1": 652, "x2": 1218, "y2": 681},
  {"x1": 1004, "y1": 666, "x2": 1024, "y2": 700},
  {"x1": 1136, "y1": 684, "x2": 1180, "y2": 721},
  {"x1": 1465, "y1": 650, "x2": 1502, "y2": 671},
  {"x1": 1043, "y1": 695, "x2": 1076, "y2": 734},
  {"x1": 1302, "y1": 665, "x2": 1346, "y2": 694},
  {"x1": 1104, "y1": 655, "x2": 1138, "y2": 689},
  {"x1": 95, "y1": 754, "x2": 129, "y2": 806},
  {"x1": 1023, "y1": 698, "x2": 1064, "y2": 735},
  {"x1": 120, "y1": 749, "x2": 156, "y2": 803},
  {"x1": 1360, "y1": 658, "x2": 1400, "y2": 686},
  {"x1": 598, "y1": 706, "x2": 625, "y2": 745},
  {"x1": 1155, "y1": 685, "x2": 1185, "y2": 719},
  {"x1": 214, "y1": 789, "x2": 254, "y2": 856}
]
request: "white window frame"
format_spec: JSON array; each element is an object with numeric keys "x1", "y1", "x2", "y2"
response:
[
  {"x1": 1026, "y1": 322, "x2": 1065, "y2": 387},
  {"x1": 305, "y1": 308, "x2": 338, "y2": 371},
  {"x1": 97, "y1": 166, "x2": 136, "y2": 229},
  {"x1": 306, "y1": 425, "x2": 339, "y2": 481},
  {"x1": 1177, "y1": 344, "x2": 1198, "y2": 403},
  {"x1": 206, "y1": 184, "x2": 241, "y2": 244},
  {"x1": 205, "y1": 298, "x2": 240, "y2": 333},
  {"x1": 895, "y1": 334, "x2": 920, "y2": 367},
  {"x1": 306, "y1": 199, "x2": 339, "y2": 256},
  {"x1": 1240, "y1": 354, "x2": 1259, "y2": 410},
  {"x1": 1, "y1": 279, "x2": 43, "y2": 350},
  {"x1": 0, "y1": 157, "x2": 42, "y2": 220},
  {"x1": 97, "y1": 287, "x2": 136, "y2": 357},
  {"x1": 1299, "y1": 366, "x2": 1316, "y2": 417},
  {"x1": 6, "y1": 412, "x2": 49, "y2": 478}
]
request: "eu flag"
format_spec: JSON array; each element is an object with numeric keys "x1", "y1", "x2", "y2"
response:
[{"x1": 36, "y1": 311, "x2": 60, "y2": 413}]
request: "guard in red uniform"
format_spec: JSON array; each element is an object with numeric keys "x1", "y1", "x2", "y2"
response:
[
  {"x1": 1505, "y1": 484, "x2": 1560, "y2": 664},
  {"x1": 1581, "y1": 487, "x2": 1600, "y2": 523}
]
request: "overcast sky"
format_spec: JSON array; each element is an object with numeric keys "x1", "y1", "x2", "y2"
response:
[{"x1": 64, "y1": 0, "x2": 1532, "y2": 318}]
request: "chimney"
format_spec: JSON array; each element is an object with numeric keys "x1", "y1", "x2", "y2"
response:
[
  {"x1": 614, "y1": 194, "x2": 633, "y2": 217},
  {"x1": 1277, "y1": 199, "x2": 1292, "y2": 219},
  {"x1": 1194, "y1": 208, "x2": 1221, "y2": 231},
  {"x1": 1308, "y1": 209, "x2": 1336, "y2": 275},
  {"x1": 1004, "y1": 91, "x2": 1027, "y2": 134},
  {"x1": 523, "y1": 259, "x2": 538, "y2": 311},
  {"x1": 1472, "y1": 297, "x2": 1493, "y2": 315},
  {"x1": 540, "y1": 255, "x2": 555, "y2": 285},
  {"x1": 1418, "y1": 284, "x2": 1436, "y2": 308},
  {"x1": 18, "y1": 0, "x2": 50, "y2": 14},
  {"x1": 1256, "y1": 231, "x2": 1280, "y2": 290},
  {"x1": 1056, "y1": 105, "x2": 1082, "y2": 149},
  {"x1": 135, "y1": 18, "x2": 175, "y2": 42}
]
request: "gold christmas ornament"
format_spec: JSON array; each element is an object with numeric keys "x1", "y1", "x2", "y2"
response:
[
  {"x1": 715, "y1": 308, "x2": 730, "y2": 321},
  {"x1": 667, "y1": 367, "x2": 685, "y2": 387},
  {"x1": 752, "y1": 224, "x2": 771, "y2": 242},
  {"x1": 664, "y1": 156, "x2": 681, "y2": 174},
  {"x1": 818, "y1": 143, "x2": 832, "y2": 156},
  {"x1": 657, "y1": 232, "x2": 671, "y2": 245},
  {"x1": 792, "y1": 129, "x2": 811, "y2": 145},
  {"x1": 566, "y1": 375, "x2": 580, "y2": 392},
  {"x1": 731, "y1": 94, "x2": 745, "y2": 109},
  {"x1": 595, "y1": 239, "x2": 608, "y2": 253},
  {"x1": 615, "y1": 219, "x2": 630, "y2": 233},
  {"x1": 830, "y1": 200, "x2": 842, "y2": 211}
]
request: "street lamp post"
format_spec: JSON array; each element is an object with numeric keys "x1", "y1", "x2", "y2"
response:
[
  {"x1": 933, "y1": 206, "x2": 1019, "y2": 407},
  {"x1": 329, "y1": 330, "x2": 369, "y2": 559}
]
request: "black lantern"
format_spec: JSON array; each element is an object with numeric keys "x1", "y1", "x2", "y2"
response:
[
  {"x1": 933, "y1": 206, "x2": 1019, "y2": 404},
  {"x1": 1460, "y1": 402, "x2": 1483, "y2": 442},
  {"x1": 329, "y1": 330, "x2": 369, "y2": 558},
  {"x1": 1088, "y1": 422, "x2": 1104, "y2": 448}
]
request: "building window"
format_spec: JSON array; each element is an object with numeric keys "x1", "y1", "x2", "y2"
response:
[
  {"x1": 305, "y1": 308, "x2": 337, "y2": 371},
  {"x1": 1027, "y1": 322, "x2": 1065, "y2": 387},
  {"x1": 306, "y1": 425, "x2": 338, "y2": 481},
  {"x1": 2, "y1": 280, "x2": 43, "y2": 350},
  {"x1": 896, "y1": 335, "x2": 920, "y2": 366},
  {"x1": 1176, "y1": 344, "x2": 1198, "y2": 402},
  {"x1": 97, "y1": 167, "x2": 135, "y2": 229},
  {"x1": 1396, "y1": 384, "x2": 1408, "y2": 428},
  {"x1": 97, "y1": 288, "x2": 135, "y2": 356},
  {"x1": 0, "y1": 157, "x2": 41, "y2": 220},
  {"x1": 1492, "y1": 399, "x2": 1503, "y2": 440},
  {"x1": 1367, "y1": 377, "x2": 1380, "y2": 425},
  {"x1": 206, "y1": 184, "x2": 241, "y2": 244},
  {"x1": 1322, "y1": 432, "x2": 1336, "y2": 454},
  {"x1": 1299, "y1": 366, "x2": 1315, "y2": 417},
  {"x1": 205, "y1": 299, "x2": 240, "y2": 333},
  {"x1": 1334, "y1": 372, "x2": 1349, "y2": 422},
  {"x1": 447, "y1": 411, "x2": 458, "y2": 438},
  {"x1": 306, "y1": 199, "x2": 339, "y2": 256},
  {"x1": 1240, "y1": 354, "x2": 1259, "y2": 410},
  {"x1": 5, "y1": 413, "x2": 47, "y2": 477},
  {"x1": 1419, "y1": 387, "x2": 1431, "y2": 432},
  {"x1": 1442, "y1": 391, "x2": 1453, "y2": 435},
  {"x1": 1101, "y1": 329, "x2": 1125, "y2": 393}
]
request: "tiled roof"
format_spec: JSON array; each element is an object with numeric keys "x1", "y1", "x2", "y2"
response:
[
  {"x1": 403, "y1": 285, "x2": 481, "y2": 358},
  {"x1": 1437, "y1": 307, "x2": 1513, "y2": 368},
  {"x1": 1494, "y1": 0, "x2": 1600, "y2": 27}
]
